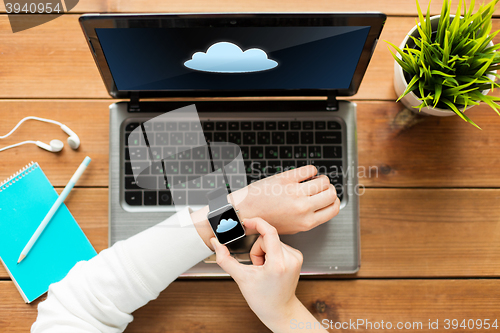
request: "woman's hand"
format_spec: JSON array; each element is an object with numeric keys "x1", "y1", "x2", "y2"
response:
[
  {"x1": 211, "y1": 217, "x2": 328, "y2": 333},
  {"x1": 231, "y1": 165, "x2": 340, "y2": 234}
]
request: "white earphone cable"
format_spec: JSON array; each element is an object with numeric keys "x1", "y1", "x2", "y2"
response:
[
  {"x1": 0, "y1": 141, "x2": 37, "y2": 152},
  {"x1": 0, "y1": 116, "x2": 62, "y2": 139}
]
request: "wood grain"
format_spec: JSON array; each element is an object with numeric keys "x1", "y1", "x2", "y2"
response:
[
  {"x1": 1, "y1": 14, "x2": 499, "y2": 100},
  {"x1": 2, "y1": 100, "x2": 500, "y2": 188},
  {"x1": 1, "y1": 279, "x2": 499, "y2": 332},
  {"x1": 1, "y1": 0, "x2": 500, "y2": 16},
  {"x1": 1, "y1": 188, "x2": 499, "y2": 279}
]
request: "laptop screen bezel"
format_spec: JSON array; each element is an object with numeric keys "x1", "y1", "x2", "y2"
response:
[{"x1": 79, "y1": 13, "x2": 386, "y2": 99}]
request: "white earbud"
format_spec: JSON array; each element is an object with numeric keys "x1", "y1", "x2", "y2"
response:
[
  {"x1": 0, "y1": 116, "x2": 81, "y2": 153},
  {"x1": 60, "y1": 124, "x2": 81, "y2": 149},
  {"x1": 36, "y1": 140, "x2": 64, "y2": 152}
]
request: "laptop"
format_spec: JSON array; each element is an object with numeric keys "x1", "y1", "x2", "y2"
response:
[{"x1": 79, "y1": 13, "x2": 386, "y2": 276}]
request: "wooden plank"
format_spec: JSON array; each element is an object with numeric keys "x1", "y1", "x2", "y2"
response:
[
  {"x1": 1, "y1": 188, "x2": 499, "y2": 279},
  {"x1": 356, "y1": 101, "x2": 500, "y2": 187},
  {"x1": 0, "y1": 0, "x2": 109, "y2": 13},
  {"x1": 2, "y1": 100, "x2": 500, "y2": 188},
  {"x1": 1, "y1": 0, "x2": 498, "y2": 16},
  {"x1": 0, "y1": 100, "x2": 109, "y2": 187},
  {"x1": 1, "y1": 14, "x2": 500, "y2": 100},
  {"x1": 1, "y1": 279, "x2": 499, "y2": 332},
  {"x1": 0, "y1": 188, "x2": 108, "y2": 278}
]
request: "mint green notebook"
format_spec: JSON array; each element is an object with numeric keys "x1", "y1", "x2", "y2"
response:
[{"x1": 0, "y1": 162, "x2": 97, "y2": 303}]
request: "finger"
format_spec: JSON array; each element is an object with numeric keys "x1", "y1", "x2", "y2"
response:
[
  {"x1": 210, "y1": 238, "x2": 245, "y2": 279},
  {"x1": 243, "y1": 218, "x2": 284, "y2": 264},
  {"x1": 249, "y1": 236, "x2": 265, "y2": 266},
  {"x1": 313, "y1": 197, "x2": 340, "y2": 225},
  {"x1": 300, "y1": 174, "x2": 331, "y2": 196},
  {"x1": 281, "y1": 242, "x2": 303, "y2": 263},
  {"x1": 309, "y1": 184, "x2": 337, "y2": 210},
  {"x1": 282, "y1": 165, "x2": 317, "y2": 183}
]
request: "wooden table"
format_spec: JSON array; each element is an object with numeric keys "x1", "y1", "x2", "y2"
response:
[{"x1": 1, "y1": 1, "x2": 499, "y2": 332}]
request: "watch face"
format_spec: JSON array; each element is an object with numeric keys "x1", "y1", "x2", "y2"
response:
[{"x1": 208, "y1": 205, "x2": 245, "y2": 244}]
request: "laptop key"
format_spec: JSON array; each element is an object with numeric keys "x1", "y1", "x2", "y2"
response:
[
  {"x1": 303, "y1": 121, "x2": 313, "y2": 130},
  {"x1": 128, "y1": 147, "x2": 147, "y2": 160},
  {"x1": 328, "y1": 121, "x2": 341, "y2": 130},
  {"x1": 153, "y1": 122, "x2": 165, "y2": 131},
  {"x1": 214, "y1": 132, "x2": 227, "y2": 142},
  {"x1": 240, "y1": 146, "x2": 249, "y2": 159},
  {"x1": 286, "y1": 131, "x2": 299, "y2": 144},
  {"x1": 125, "y1": 122, "x2": 140, "y2": 132},
  {"x1": 267, "y1": 160, "x2": 282, "y2": 174},
  {"x1": 243, "y1": 132, "x2": 256, "y2": 145},
  {"x1": 280, "y1": 146, "x2": 293, "y2": 159},
  {"x1": 241, "y1": 122, "x2": 251, "y2": 130},
  {"x1": 179, "y1": 122, "x2": 189, "y2": 131},
  {"x1": 170, "y1": 133, "x2": 183, "y2": 145},
  {"x1": 142, "y1": 122, "x2": 153, "y2": 132},
  {"x1": 125, "y1": 191, "x2": 142, "y2": 206},
  {"x1": 195, "y1": 161, "x2": 210, "y2": 174},
  {"x1": 191, "y1": 122, "x2": 201, "y2": 131},
  {"x1": 155, "y1": 133, "x2": 168, "y2": 145},
  {"x1": 126, "y1": 132, "x2": 142, "y2": 146},
  {"x1": 272, "y1": 132, "x2": 285, "y2": 144},
  {"x1": 251, "y1": 146, "x2": 264, "y2": 159},
  {"x1": 171, "y1": 190, "x2": 186, "y2": 205},
  {"x1": 163, "y1": 147, "x2": 176, "y2": 160},
  {"x1": 315, "y1": 131, "x2": 341, "y2": 144},
  {"x1": 228, "y1": 122, "x2": 239, "y2": 131},
  {"x1": 192, "y1": 146, "x2": 208, "y2": 160},
  {"x1": 265, "y1": 146, "x2": 279, "y2": 159},
  {"x1": 296, "y1": 160, "x2": 308, "y2": 168},
  {"x1": 144, "y1": 191, "x2": 157, "y2": 205},
  {"x1": 180, "y1": 161, "x2": 194, "y2": 174},
  {"x1": 159, "y1": 191, "x2": 172, "y2": 205},
  {"x1": 202, "y1": 122, "x2": 214, "y2": 131},
  {"x1": 315, "y1": 121, "x2": 326, "y2": 130},
  {"x1": 253, "y1": 122, "x2": 264, "y2": 130},
  {"x1": 291, "y1": 121, "x2": 301, "y2": 130},
  {"x1": 221, "y1": 146, "x2": 235, "y2": 160},
  {"x1": 265, "y1": 121, "x2": 276, "y2": 130},
  {"x1": 216, "y1": 122, "x2": 227, "y2": 131},
  {"x1": 294, "y1": 146, "x2": 308, "y2": 159},
  {"x1": 228, "y1": 132, "x2": 241, "y2": 145},
  {"x1": 308, "y1": 146, "x2": 322, "y2": 159},
  {"x1": 323, "y1": 146, "x2": 342, "y2": 158},
  {"x1": 300, "y1": 132, "x2": 314, "y2": 144},
  {"x1": 163, "y1": 161, "x2": 179, "y2": 174},
  {"x1": 184, "y1": 132, "x2": 198, "y2": 145},
  {"x1": 204, "y1": 132, "x2": 212, "y2": 143},
  {"x1": 257, "y1": 132, "x2": 270, "y2": 144},
  {"x1": 166, "y1": 122, "x2": 177, "y2": 131},
  {"x1": 282, "y1": 160, "x2": 296, "y2": 170},
  {"x1": 278, "y1": 121, "x2": 289, "y2": 130},
  {"x1": 309, "y1": 160, "x2": 342, "y2": 175},
  {"x1": 187, "y1": 176, "x2": 202, "y2": 189}
]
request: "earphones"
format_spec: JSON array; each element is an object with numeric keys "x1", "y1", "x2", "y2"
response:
[{"x1": 0, "y1": 117, "x2": 80, "y2": 153}]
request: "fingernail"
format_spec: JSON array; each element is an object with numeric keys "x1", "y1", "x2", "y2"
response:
[{"x1": 210, "y1": 238, "x2": 217, "y2": 248}]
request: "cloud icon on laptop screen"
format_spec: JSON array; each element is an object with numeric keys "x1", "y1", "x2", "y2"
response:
[
  {"x1": 216, "y1": 218, "x2": 238, "y2": 233},
  {"x1": 184, "y1": 42, "x2": 278, "y2": 73}
]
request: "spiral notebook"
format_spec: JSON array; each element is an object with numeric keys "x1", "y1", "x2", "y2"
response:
[{"x1": 0, "y1": 162, "x2": 97, "y2": 303}]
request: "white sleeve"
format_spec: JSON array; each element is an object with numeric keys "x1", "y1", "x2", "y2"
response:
[{"x1": 31, "y1": 207, "x2": 214, "y2": 333}]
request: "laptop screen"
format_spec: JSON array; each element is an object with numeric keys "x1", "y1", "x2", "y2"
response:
[{"x1": 95, "y1": 26, "x2": 370, "y2": 91}]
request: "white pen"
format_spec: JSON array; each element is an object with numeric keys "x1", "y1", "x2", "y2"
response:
[{"x1": 17, "y1": 156, "x2": 91, "y2": 264}]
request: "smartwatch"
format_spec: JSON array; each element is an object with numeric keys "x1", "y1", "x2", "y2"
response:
[{"x1": 206, "y1": 186, "x2": 246, "y2": 245}]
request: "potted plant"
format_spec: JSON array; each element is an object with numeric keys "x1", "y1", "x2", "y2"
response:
[{"x1": 387, "y1": 0, "x2": 500, "y2": 129}]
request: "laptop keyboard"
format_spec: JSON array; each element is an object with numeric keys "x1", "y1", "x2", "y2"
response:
[{"x1": 123, "y1": 119, "x2": 344, "y2": 206}]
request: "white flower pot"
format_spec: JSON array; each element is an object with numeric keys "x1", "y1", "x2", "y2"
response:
[{"x1": 393, "y1": 15, "x2": 494, "y2": 117}]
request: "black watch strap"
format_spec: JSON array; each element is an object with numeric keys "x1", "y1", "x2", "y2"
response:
[{"x1": 207, "y1": 186, "x2": 229, "y2": 212}]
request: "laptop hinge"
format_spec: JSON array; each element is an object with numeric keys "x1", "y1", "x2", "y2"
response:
[
  {"x1": 326, "y1": 91, "x2": 339, "y2": 111},
  {"x1": 128, "y1": 92, "x2": 140, "y2": 112}
]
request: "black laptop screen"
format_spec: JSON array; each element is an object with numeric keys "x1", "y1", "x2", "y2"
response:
[{"x1": 95, "y1": 27, "x2": 370, "y2": 91}]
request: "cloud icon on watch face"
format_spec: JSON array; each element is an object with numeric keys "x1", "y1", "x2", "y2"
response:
[
  {"x1": 183, "y1": 41, "x2": 278, "y2": 73},
  {"x1": 216, "y1": 218, "x2": 238, "y2": 233}
]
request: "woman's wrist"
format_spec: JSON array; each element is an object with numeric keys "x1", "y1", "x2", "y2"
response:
[{"x1": 261, "y1": 297, "x2": 327, "y2": 333}]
